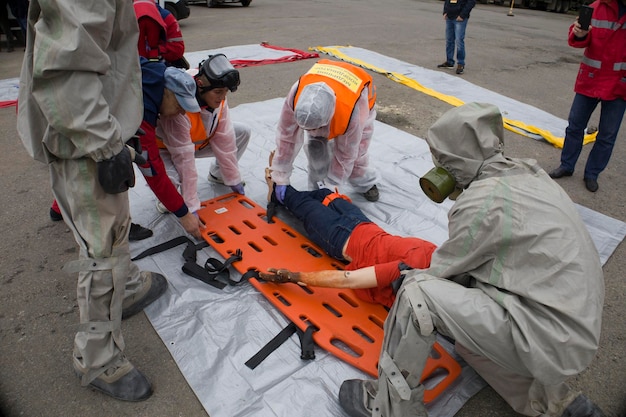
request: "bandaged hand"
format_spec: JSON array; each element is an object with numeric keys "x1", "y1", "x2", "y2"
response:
[
  {"x1": 275, "y1": 185, "x2": 287, "y2": 204},
  {"x1": 259, "y1": 268, "x2": 301, "y2": 284}
]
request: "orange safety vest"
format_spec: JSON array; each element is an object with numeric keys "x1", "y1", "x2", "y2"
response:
[
  {"x1": 156, "y1": 104, "x2": 224, "y2": 150},
  {"x1": 293, "y1": 59, "x2": 376, "y2": 139}
]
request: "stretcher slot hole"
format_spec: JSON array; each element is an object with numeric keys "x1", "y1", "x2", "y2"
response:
[
  {"x1": 298, "y1": 316, "x2": 320, "y2": 332},
  {"x1": 369, "y1": 315, "x2": 384, "y2": 329},
  {"x1": 281, "y1": 228, "x2": 296, "y2": 238},
  {"x1": 274, "y1": 293, "x2": 291, "y2": 307},
  {"x1": 248, "y1": 241, "x2": 262, "y2": 253},
  {"x1": 243, "y1": 220, "x2": 256, "y2": 230},
  {"x1": 228, "y1": 225, "x2": 241, "y2": 235},
  {"x1": 330, "y1": 338, "x2": 362, "y2": 358},
  {"x1": 301, "y1": 244, "x2": 322, "y2": 258},
  {"x1": 238, "y1": 200, "x2": 254, "y2": 209},
  {"x1": 248, "y1": 242, "x2": 263, "y2": 252},
  {"x1": 422, "y1": 368, "x2": 450, "y2": 388},
  {"x1": 208, "y1": 233, "x2": 224, "y2": 244},
  {"x1": 331, "y1": 262, "x2": 346, "y2": 270},
  {"x1": 323, "y1": 303, "x2": 342, "y2": 318},
  {"x1": 297, "y1": 285, "x2": 314, "y2": 295},
  {"x1": 352, "y1": 326, "x2": 374, "y2": 344},
  {"x1": 263, "y1": 235, "x2": 278, "y2": 246},
  {"x1": 338, "y1": 292, "x2": 358, "y2": 307}
]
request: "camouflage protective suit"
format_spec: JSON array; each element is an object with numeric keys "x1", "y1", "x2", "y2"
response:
[{"x1": 373, "y1": 103, "x2": 604, "y2": 417}]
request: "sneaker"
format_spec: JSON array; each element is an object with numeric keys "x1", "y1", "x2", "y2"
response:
[
  {"x1": 339, "y1": 379, "x2": 376, "y2": 417},
  {"x1": 208, "y1": 172, "x2": 246, "y2": 186},
  {"x1": 129, "y1": 223, "x2": 153, "y2": 241},
  {"x1": 456, "y1": 64, "x2": 465, "y2": 75},
  {"x1": 121, "y1": 271, "x2": 168, "y2": 320},
  {"x1": 49, "y1": 207, "x2": 63, "y2": 222},
  {"x1": 74, "y1": 356, "x2": 152, "y2": 402},
  {"x1": 363, "y1": 185, "x2": 379, "y2": 202},
  {"x1": 437, "y1": 61, "x2": 454, "y2": 69},
  {"x1": 207, "y1": 172, "x2": 224, "y2": 184},
  {"x1": 156, "y1": 201, "x2": 170, "y2": 214}
]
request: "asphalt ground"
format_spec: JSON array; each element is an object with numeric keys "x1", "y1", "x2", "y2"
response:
[{"x1": 1, "y1": 0, "x2": 625, "y2": 416}]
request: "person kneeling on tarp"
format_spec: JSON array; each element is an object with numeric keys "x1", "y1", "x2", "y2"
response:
[{"x1": 338, "y1": 103, "x2": 605, "y2": 417}]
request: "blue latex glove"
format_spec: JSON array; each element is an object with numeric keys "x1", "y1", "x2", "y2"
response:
[
  {"x1": 230, "y1": 183, "x2": 245, "y2": 195},
  {"x1": 275, "y1": 184, "x2": 287, "y2": 204}
]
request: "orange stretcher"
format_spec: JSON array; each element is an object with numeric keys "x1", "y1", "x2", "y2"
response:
[{"x1": 196, "y1": 193, "x2": 461, "y2": 403}]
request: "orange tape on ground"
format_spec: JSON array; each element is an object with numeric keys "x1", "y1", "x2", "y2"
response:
[{"x1": 196, "y1": 193, "x2": 461, "y2": 403}]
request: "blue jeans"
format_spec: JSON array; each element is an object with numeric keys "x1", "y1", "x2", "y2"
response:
[
  {"x1": 560, "y1": 93, "x2": 626, "y2": 180},
  {"x1": 282, "y1": 186, "x2": 370, "y2": 260},
  {"x1": 445, "y1": 18, "x2": 469, "y2": 66}
]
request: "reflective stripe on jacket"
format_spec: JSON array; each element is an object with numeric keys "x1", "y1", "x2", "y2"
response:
[{"x1": 569, "y1": 0, "x2": 626, "y2": 100}]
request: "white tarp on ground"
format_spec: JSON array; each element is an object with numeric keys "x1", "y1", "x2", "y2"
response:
[
  {"x1": 128, "y1": 98, "x2": 626, "y2": 417},
  {"x1": 312, "y1": 45, "x2": 574, "y2": 145},
  {"x1": 0, "y1": 43, "x2": 316, "y2": 105}
]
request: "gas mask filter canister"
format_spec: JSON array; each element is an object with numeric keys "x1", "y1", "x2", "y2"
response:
[{"x1": 419, "y1": 167, "x2": 457, "y2": 203}]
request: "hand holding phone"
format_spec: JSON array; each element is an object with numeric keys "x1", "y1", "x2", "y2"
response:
[{"x1": 578, "y1": 5, "x2": 593, "y2": 31}]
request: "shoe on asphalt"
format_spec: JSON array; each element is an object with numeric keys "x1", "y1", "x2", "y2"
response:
[
  {"x1": 122, "y1": 271, "x2": 168, "y2": 320},
  {"x1": 549, "y1": 166, "x2": 573, "y2": 179},
  {"x1": 363, "y1": 185, "x2": 380, "y2": 202},
  {"x1": 49, "y1": 207, "x2": 63, "y2": 222},
  {"x1": 129, "y1": 223, "x2": 153, "y2": 241},
  {"x1": 339, "y1": 379, "x2": 376, "y2": 417},
  {"x1": 456, "y1": 64, "x2": 465, "y2": 74},
  {"x1": 560, "y1": 394, "x2": 606, "y2": 417},
  {"x1": 584, "y1": 178, "x2": 599, "y2": 193},
  {"x1": 74, "y1": 357, "x2": 152, "y2": 402},
  {"x1": 437, "y1": 61, "x2": 454, "y2": 69}
]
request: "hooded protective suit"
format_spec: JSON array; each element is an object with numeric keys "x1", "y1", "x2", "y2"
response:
[
  {"x1": 17, "y1": 0, "x2": 146, "y2": 384},
  {"x1": 372, "y1": 103, "x2": 604, "y2": 417}
]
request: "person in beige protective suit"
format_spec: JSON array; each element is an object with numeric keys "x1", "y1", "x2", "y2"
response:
[
  {"x1": 17, "y1": 0, "x2": 168, "y2": 401},
  {"x1": 339, "y1": 103, "x2": 606, "y2": 417}
]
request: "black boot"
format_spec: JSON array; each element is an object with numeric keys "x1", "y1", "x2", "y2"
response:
[
  {"x1": 129, "y1": 223, "x2": 153, "y2": 241},
  {"x1": 561, "y1": 394, "x2": 606, "y2": 417},
  {"x1": 122, "y1": 272, "x2": 168, "y2": 320}
]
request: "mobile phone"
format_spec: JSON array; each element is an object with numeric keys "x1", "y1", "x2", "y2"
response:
[{"x1": 578, "y1": 5, "x2": 593, "y2": 31}]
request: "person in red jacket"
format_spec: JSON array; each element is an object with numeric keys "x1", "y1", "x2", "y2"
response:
[
  {"x1": 134, "y1": 0, "x2": 166, "y2": 61},
  {"x1": 157, "y1": 3, "x2": 187, "y2": 68},
  {"x1": 259, "y1": 164, "x2": 436, "y2": 308},
  {"x1": 137, "y1": 58, "x2": 204, "y2": 239},
  {"x1": 549, "y1": 0, "x2": 626, "y2": 193}
]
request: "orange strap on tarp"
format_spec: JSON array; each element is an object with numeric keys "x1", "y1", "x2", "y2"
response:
[{"x1": 196, "y1": 193, "x2": 461, "y2": 403}]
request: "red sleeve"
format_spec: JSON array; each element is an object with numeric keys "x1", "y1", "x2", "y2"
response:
[
  {"x1": 160, "y1": 13, "x2": 185, "y2": 62},
  {"x1": 138, "y1": 120, "x2": 188, "y2": 217},
  {"x1": 137, "y1": 17, "x2": 164, "y2": 60}
]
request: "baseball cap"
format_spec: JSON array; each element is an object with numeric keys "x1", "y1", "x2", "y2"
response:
[{"x1": 164, "y1": 67, "x2": 201, "y2": 113}]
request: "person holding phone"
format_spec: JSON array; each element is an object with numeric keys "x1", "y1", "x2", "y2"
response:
[{"x1": 548, "y1": 0, "x2": 626, "y2": 193}]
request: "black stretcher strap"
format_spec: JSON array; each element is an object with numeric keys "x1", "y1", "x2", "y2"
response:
[
  {"x1": 245, "y1": 323, "x2": 317, "y2": 370},
  {"x1": 245, "y1": 323, "x2": 298, "y2": 370}
]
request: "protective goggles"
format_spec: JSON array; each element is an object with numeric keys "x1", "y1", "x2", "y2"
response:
[{"x1": 197, "y1": 54, "x2": 240, "y2": 93}]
